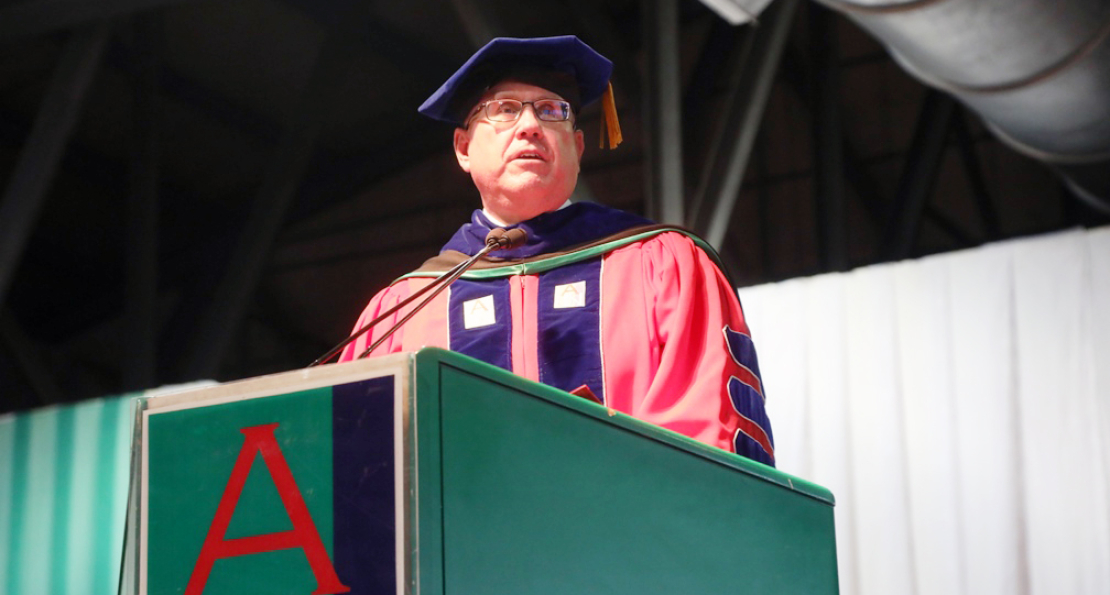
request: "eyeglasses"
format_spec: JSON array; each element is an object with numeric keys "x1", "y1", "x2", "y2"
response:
[{"x1": 469, "y1": 99, "x2": 574, "y2": 123}]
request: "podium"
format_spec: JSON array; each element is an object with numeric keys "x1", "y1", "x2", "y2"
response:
[{"x1": 123, "y1": 348, "x2": 837, "y2": 594}]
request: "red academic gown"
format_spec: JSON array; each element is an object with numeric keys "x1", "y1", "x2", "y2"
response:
[{"x1": 340, "y1": 203, "x2": 774, "y2": 465}]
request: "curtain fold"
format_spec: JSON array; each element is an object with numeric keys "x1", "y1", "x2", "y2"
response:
[
  {"x1": 739, "y1": 225, "x2": 1110, "y2": 595},
  {"x1": 0, "y1": 396, "x2": 134, "y2": 594}
]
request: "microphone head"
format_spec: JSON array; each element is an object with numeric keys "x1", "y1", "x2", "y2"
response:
[
  {"x1": 500, "y1": 227, "x2": 527, "y2": 249},
  {"x1": 484, "y1": 228, "x2": 504, "y2": 247},
  {"x1": 485, "y1": 227, "x2": 528, "y2": 250}
]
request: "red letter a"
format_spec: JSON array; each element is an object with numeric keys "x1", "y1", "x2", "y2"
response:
[{"x1": 184, "y1": 423, "x2": 349, "y2": 595}]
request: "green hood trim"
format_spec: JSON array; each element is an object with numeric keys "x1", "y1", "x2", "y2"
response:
[{"x1": 394, "y1": 226, "x2": 728, "y2": 282}]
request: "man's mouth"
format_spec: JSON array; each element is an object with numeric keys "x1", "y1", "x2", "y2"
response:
[{"x1": 511, "y1": 149, "x2": 548, "y2": 162}]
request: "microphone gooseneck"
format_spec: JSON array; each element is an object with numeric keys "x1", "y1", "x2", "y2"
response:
[{"x1": 307, "y1": 227, "x2": 527, "y2": 367}]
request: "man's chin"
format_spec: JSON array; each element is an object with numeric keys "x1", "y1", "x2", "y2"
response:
[
  {"x1": 503, "y1": 164, "x2": 551, "y2": 182},
  {"x1": 497, "y1": 176, "x2": 557, "y2": 199}
]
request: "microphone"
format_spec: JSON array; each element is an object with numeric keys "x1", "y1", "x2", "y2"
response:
[
  {"x1": 308, "y1": 227, "x2": 527, "y2": 366},
  {"x1": 488, "y1": 227, "x2": 526, "y2": 250}
]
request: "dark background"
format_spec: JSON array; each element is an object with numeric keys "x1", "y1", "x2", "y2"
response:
[{"x1": 2, "y1": 0, "x2": 1106, "y2": 414}]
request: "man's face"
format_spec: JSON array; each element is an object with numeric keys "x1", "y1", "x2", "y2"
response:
[{"x1": 453, "y1": 80, "x2": 585, "y2": 225}]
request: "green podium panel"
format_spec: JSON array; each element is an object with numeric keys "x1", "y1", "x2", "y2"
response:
[
  {"x1": 413, "y1": 349, "x2": 837, "y2": 595},
  {"x1": 127, "y1": 348, "x2": 836, "y2": 595}
]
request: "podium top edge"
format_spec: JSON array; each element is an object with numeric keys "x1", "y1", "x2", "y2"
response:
[
  {"x1": 413, "y1": 348, "x2": 836, "y2": 507},
  {"x1": 133, "y1": 349, "x2": 834, "y2": 506},
  {"x1": 138, "y1": 353, "x2": 413, "y2": 412}
]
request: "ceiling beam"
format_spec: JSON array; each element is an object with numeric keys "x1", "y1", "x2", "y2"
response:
[
  {"x1": 809, "y1": 3, "x2": 847, "y2": 272},
  {"x1": 882, "y1": 89, "x2": 957, "y2": 260},
  {"x1": 180, "y1": 26, "x2": 366, "y2": 379},
  {"x1": 123, "y1": 12, "x2": 161, "y2": 391},
  {"x1": 642, "y1": 0, "x2": 685, "y2": 225},
  {"x1": 288, "y1": 122, "x2": 446, "y2": 220},
  {"x1": 449, "y1": 0, "x2": 509, "y2": 47},
  {"x1": 754, "y1": 131, "x2": 774, "y2": 278},
  {"x1": 0, "y1": 24, "x2": 110, "y2": 307},
  {"x1": 0, "y1": 0, "x2": 191, "y2": 41},
  {"x1": 922, "y1": 203, "x2": 976, "y2": 247},
  {"x1": 106, "y1": 40, "x2": 283, "y2": 146},
  {"x1": 682, "y1": 19, "x2": 745, "y2": 154},
  {"x1": 688, "y1": 0, "x2": 798, "y2": 249},
  {"x1": 153, "y1": 118, "x2": 445, "y2": 381},
  {"x1": 951, "y1": 109, "x2": 1001, "y2": 241},
  {"x1": 282, "y1": 0, "x2": 458, "y2": 79},
  {"x1": 566, "y1": 0, "x2": 642, "y2": 98},
  {"x1": 779, "y1": 42, "x2": 978, "y2": 256}
]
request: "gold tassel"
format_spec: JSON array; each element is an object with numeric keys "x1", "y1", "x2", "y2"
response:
[{"x1": 599, "y1": 82, "x2": 623, "y2": 150}]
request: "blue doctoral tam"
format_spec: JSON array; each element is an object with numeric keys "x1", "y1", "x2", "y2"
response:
[{"x1": 418, "y1": 35, "x2": 613, "y2": 126}]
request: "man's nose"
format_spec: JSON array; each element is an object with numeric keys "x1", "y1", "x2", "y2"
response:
[{"x1": 515, "y1": 104, "x2": 543, "y2": 136}]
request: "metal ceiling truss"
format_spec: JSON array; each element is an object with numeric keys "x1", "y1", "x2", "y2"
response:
[
  {"x1": 0, "y1": 0, "x2": 464, "y2": 397},
  {"x1": 123, "y1": 12, "x2": 161, "y2": 391},
  {"x1": 0, "y1": 0, "x2": 179, "y2": 41},
  {"x1": 882, "y1": 88, "x2": 957, "y2": 260},
  {"x1": 950, "y1": 110, "x2": 1001, "y2": 241},
  {"x1": 642, "y1": 0, "x2": 685, "y2": 225},
  {"x1": 567, "y1": 0, "x2": 642, "y2": 98},
  {"x1": 450, "y1": 0, "x2": 511, "y2": 48},
  {"x1": 812, "y1": 0, "x2": 1110, "y2": 212},
  {"x1": 106, "y1": 40, "x2": 284, "y2": 146},
  {"x1": 9, "y1": 0, "x2": 1101, "y2": 410},
  {"x1": 780, "y1": 35, "x2": 981, "y2": 270},
  {"x1": 180, "y1": 19, "x2": 369, "y2": 379},
  {"x1": 683, "y1": 19, "x2": 747, "y2": 157},
  {"x1": 0, "y1": 24, "x2": 110, "y2": 306},
  {"x1": 687, "y1": 0, "x2": 799, "y2": 250},
  {"x1": 809, "y1": 2, "x2": 848, "y2": 272}
]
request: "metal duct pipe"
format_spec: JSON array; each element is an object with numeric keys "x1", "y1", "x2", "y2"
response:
[{"x1": 813, "y1": 0, "x2": 1110, "y2": 212}]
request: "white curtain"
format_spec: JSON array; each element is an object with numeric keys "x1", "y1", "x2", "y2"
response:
[{"x1": 738, "y1": 226, "x2": 1110, "y2": 595}]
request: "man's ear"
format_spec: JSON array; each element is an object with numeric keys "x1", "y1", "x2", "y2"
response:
[
  {"x1": 574, "y1": 129, "x2": 585, "y2": 160},
  {"x1": 453, "y1": 127, "x2": 471, "y2": 173}
]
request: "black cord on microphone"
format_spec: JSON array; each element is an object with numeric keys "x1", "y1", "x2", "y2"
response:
[{"x1": 307, "y1": 227, "x2": 526, "y2": 367}]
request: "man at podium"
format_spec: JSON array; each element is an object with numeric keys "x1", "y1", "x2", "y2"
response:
[{"x1": 337, "y1": 36, "x2": 775, "y2": 466}]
